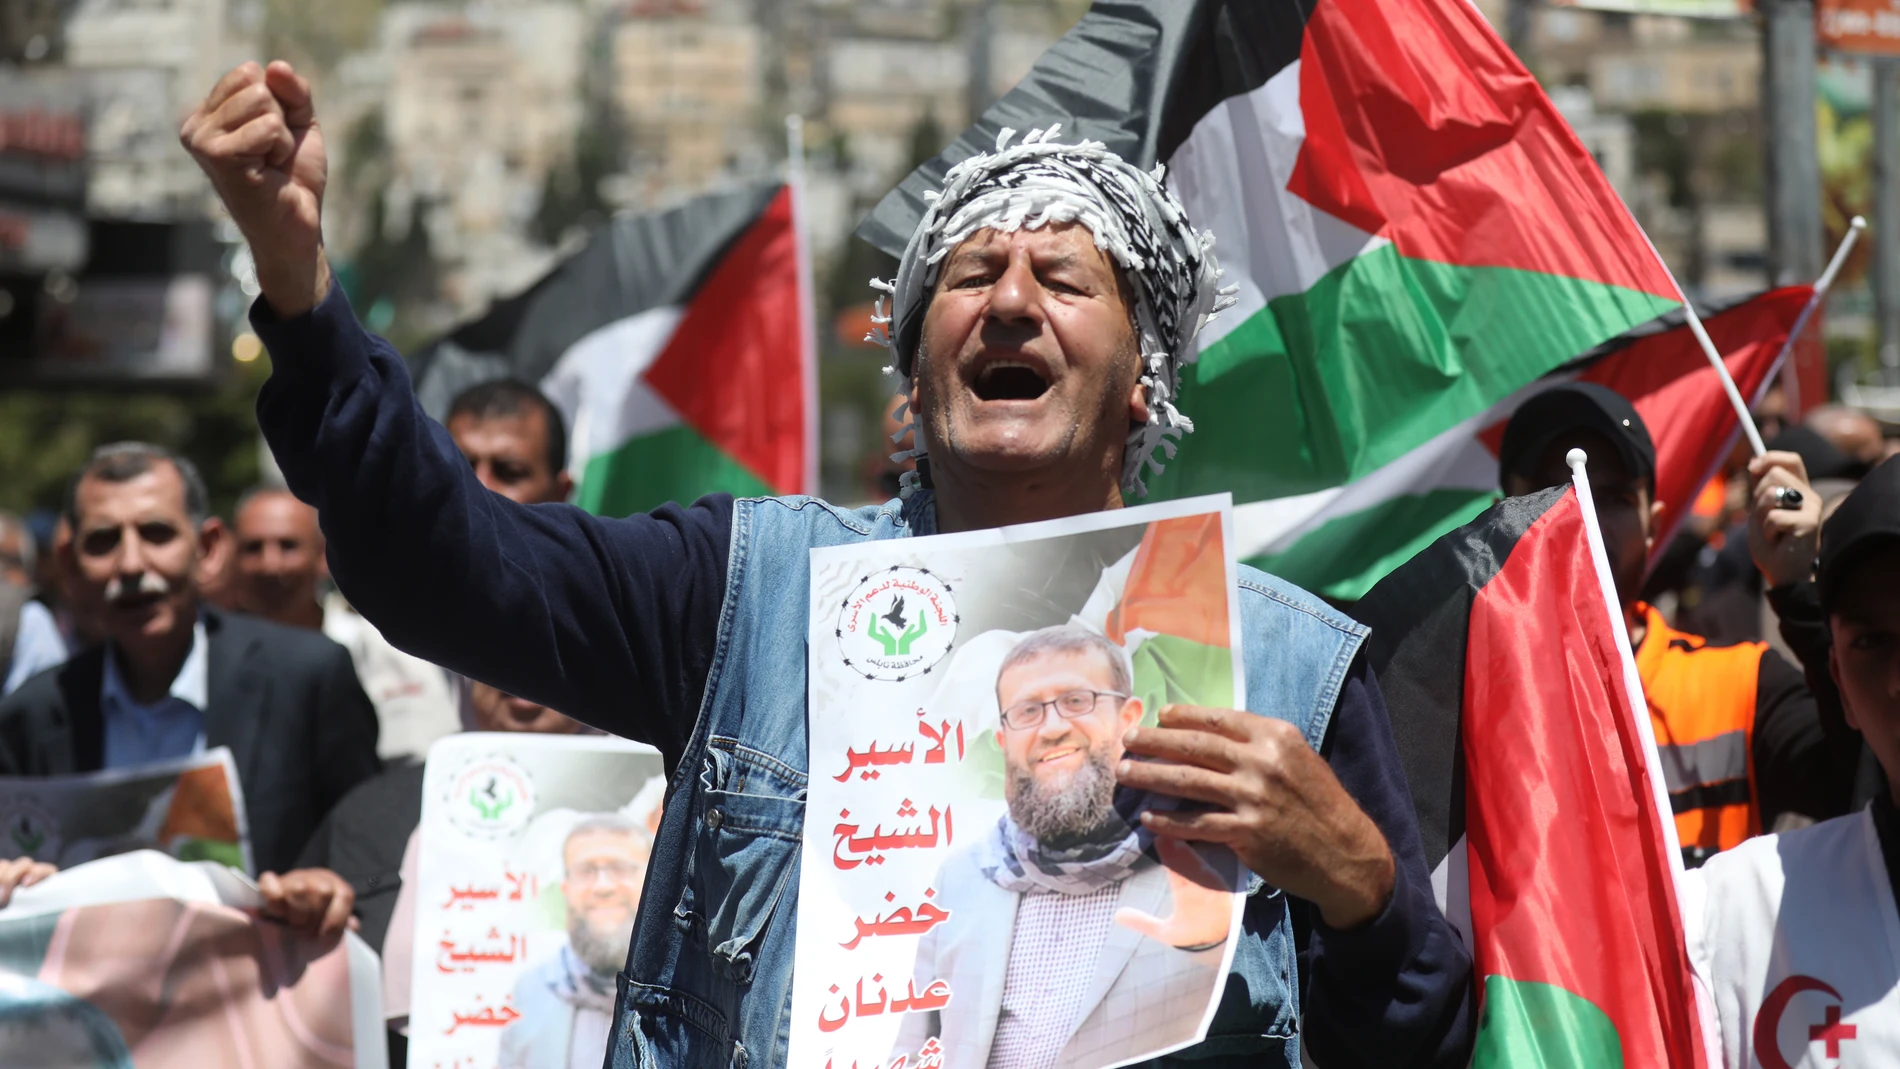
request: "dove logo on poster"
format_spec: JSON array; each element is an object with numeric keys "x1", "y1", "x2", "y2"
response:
[
  {"x1": 0, "y1": 796, "x2": 59, "y2": 860},
  {"x1": 443, "y1": 756, "x2": 536, "y2": 840},
  {"x1": 837, "y1": 567, "x2": 959, "y2": 682}
]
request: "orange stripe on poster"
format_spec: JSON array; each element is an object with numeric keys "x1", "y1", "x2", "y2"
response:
[
  {"x1": 158, "y1": 764, "x2": 240, "y2": 845},
  {"x1": 1105, "y1": 513, "x2": 1231, "y2": 649}
]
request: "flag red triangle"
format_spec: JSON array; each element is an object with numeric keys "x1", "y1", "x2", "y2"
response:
[
  {"x1": 642, "y1": 187, "x2": 807, "y2": 495},
  {"x1": 1472, "y1": 286, "x2": 1814, "y2": 547},
  {"x1": 1289, "y1": 0, "x2": 1679, "y2": 300}
]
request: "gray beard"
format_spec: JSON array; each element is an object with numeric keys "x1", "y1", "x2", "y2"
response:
[
  {"x1": 568, "y1": 913, "x2": 634, "y2": 974},
  {"x1": 1006, "y1": 744, "x2": 1124, "y2": 852}
]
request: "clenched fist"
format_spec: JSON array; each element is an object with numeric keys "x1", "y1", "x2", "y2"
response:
[{"x1": 180, "y1": 60, "x2": 331, "y2": 316}]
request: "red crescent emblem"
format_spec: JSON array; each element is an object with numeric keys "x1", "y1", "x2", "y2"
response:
[{"x1": 1754, "y1": 975, "x2": 1843, "y2": 1069}]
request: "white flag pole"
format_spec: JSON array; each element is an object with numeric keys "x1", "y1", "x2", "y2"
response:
[
  {"x1": 1567, "y1": 449, "x2": 1681, "y2": 876},
  {"x1": 1568, "y1": 448, "x2": 1720, "y2": 1062},
  {"x1": 786, "y1": 113, "x2": 820, "y2": 496},
  {"x1": 1774, "y1": 216, "x2": 1866, "y2": 413}
]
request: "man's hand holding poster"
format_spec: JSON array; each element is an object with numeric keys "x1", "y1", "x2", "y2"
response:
[
  {"x1": 407, "y1": 734, "x2": 666, "y2": 1069},
  {"x1": 793, "y1": 496, "x2": 1248, "y2": 1069},
  {"x1": 0, "y1": 850, "x2": 383, "y2": 1069}
]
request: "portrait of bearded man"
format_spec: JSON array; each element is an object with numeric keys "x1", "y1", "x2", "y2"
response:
[
  {"x1": 498, "y1": 815, "x2": 652, "y2": 1069},
  {"x1": 893, "y1": 625, "x2": 1234, "y2": 1069}
]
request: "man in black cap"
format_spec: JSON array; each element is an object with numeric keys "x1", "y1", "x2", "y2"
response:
[
  {"x1": 1684, "y1": 456, "x2": 1900, "y2": 1063},
  {"x1": 1498, "y1": 383, "x2": 1857, "y2": 866}
]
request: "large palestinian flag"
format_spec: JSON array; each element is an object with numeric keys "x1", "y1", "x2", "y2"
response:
[
  {"x1": 861, "y1": 0, "x2": 1682, "y2": 598},
  {"x1": 1355, "y1": 486, "x2": 1708, "y2": 1067},
  {"x1": 411, "y1": 181, "x2": 814, "y2": 515},
  {"x1": 1316, "y1": 283, "x2": 1814, "y2": 587}
]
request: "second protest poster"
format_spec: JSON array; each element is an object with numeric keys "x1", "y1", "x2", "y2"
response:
[
  {"x1": 792, "y1": 495, "x2": 1247, "y2": 1069},
  {"x1": 407, "y1": 733, "x2": 666, "y2": 1069}
]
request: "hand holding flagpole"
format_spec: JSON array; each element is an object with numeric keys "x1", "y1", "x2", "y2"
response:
[{"x1": 1624, "y1": 190, "x2": 1865, "y2": 458}]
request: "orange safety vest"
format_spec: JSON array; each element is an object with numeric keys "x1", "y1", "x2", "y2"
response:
[{"x1": 1633, "y1": 603, "x2": 1765, "y2": 866}]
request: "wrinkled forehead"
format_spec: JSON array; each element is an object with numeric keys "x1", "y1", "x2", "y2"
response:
[
  {"x1": 930, "y1": 221, "x2": 1133, "y2": 299},
  {"x1": 73, "y1": 466, "x2": 192, "y2": 528}
]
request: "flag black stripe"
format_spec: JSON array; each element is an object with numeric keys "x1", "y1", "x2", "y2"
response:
[
  {"x1": 410, "y1": 180, "x2": 782, "y2": 415},
  {"x1": 857, "y1": 0, "x2": 1315, "y2": 259},
  {"x1": 1351, "y1": 487, "x2": 1567, "y2": 873}
]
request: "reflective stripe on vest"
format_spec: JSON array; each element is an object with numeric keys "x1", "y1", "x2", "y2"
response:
[{"x1": 1633, "y1": 603, "x2": 1765, "y2": 866}]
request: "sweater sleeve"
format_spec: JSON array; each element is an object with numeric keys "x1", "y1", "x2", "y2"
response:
[
  {"x1": 251, "y1": 285, "x2": 731, "y2": 768},
  {"x1": 1298, "y1": 652, "x2": 1476, "y2": 1069}
]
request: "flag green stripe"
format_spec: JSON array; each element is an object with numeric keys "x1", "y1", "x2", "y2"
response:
[
  {"x1": 1151, "y1": 246, "x2": 1679, "y2": 504},
  {"x1": 1472, "y1": 977, "x2": 1624, "y2": 1069},
  {"x1": 1249, "y1": 488, "x2": 1498, "y2": 601},
  {"x1": 576, "y1": 423, "x2": 775, "y2": 518},
  {"x1": 1131, "y1": 633, "x2": 1236, "y2": 726}
]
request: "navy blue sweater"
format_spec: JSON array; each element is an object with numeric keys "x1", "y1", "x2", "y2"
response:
[{"x1": 252, "y1": 286, "x2": 1474, "y2": 1068}]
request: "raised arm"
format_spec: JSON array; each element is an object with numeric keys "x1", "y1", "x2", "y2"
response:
[{"x1": 183, "y1": 62, "x2": 730, "y2": 761}]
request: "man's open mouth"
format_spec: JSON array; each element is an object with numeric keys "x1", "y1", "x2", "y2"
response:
[
  {"x1": 1036, "y1": 746, "x2": 1081, "y2": 765},
  {"x1": 972, "y1": 360, "x2": 1052, "y2": 402}
]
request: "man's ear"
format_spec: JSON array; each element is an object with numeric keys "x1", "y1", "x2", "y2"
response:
[
  {"x1": 555, "y1": 470, "x2": 574, "y2": 503},
  {"x1": 1831, "y1": 644, "x2": 1862, "y2": 734},
  {"x1": 54, "y1": 519, "x2": 78, "y2": 581},
  {"x1": 197, "y1": 515, "x2": 226, "y2": 565},
  {"x1": 1645, "y1": 498, "x2": 1666, "y2": 554},
  {"x1": 1128, "y1": 374, "x2": 1151, "y2": 426},
  {"x1": 1122, "y1": 697, "x2": 1146, "y2": 730}
]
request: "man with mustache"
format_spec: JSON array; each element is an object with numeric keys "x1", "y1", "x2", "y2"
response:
[
  {"x1": 231, "y1": 486, "x2": 458, "y2": 760},
  {"x1": 895, "y1": 626, "x2": 1233, "y2": 1069},
  {"x1": 499, "y1": 814, "x2": 652, "y2": 1069},
  {"x1": 0, "y1": 443, "x2": 381, "y2": 913}
]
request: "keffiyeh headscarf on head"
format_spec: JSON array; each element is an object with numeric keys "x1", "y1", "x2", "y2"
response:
[{"x1": 867, "y1": 126, "x2": 1239, "y2": 498}]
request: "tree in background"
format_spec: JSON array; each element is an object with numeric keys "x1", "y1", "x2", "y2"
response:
[{"x1": 0, "y1": 360, "x2": 268, "y2": 518}]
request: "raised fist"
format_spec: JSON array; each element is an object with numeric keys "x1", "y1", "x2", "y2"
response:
[{"x1": 180, "y1": 60, "x2": 330, "y2": 316}]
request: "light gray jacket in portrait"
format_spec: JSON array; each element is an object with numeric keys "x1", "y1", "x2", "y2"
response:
[{"x1": 892, "y1": 845, "x2": 1226, "y2": 1069}]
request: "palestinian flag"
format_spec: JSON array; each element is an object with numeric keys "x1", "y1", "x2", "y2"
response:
[
  {"x1": 1291, "y1": 283, "x2": 1813, "y2": 588},
  {"x1": 861, "y1": 0, "x2": 1681, "y2": 599},
  {"x1": 411, "y1": 181, "x2": 814, "y2": 515},
  {"x1": 1355, "y1": 486, "x2": 1707, "y2": 1067}
]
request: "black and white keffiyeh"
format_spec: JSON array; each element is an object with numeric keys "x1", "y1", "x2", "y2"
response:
[
  {"x1": 979, "y1": 811, "x2": 1152, "y2": 897},
  {"x1": 868, "y1": 126, "x2": 1239, "y2": 497}
]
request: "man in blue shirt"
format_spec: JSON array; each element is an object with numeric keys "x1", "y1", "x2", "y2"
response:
[
  {"x1": 180, "y1": 60, "x2": 1475, "y2": 1067},
  {"x1": 0, "y1": 442, "x2": 382, "y2": 927}
]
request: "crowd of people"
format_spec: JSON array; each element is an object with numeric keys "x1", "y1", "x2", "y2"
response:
[{"x1": 0, "y1": 55, "x2": 1894, "y2": 1069}]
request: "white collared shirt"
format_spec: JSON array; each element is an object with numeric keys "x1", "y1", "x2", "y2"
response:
[{"x1": 99, "y1": 616, "x2": 208, "y2": 768}]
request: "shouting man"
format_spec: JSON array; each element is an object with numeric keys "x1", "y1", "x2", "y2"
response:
[{"x1": 182, "y1": 61, "x2": 1472, "y2": 1067}]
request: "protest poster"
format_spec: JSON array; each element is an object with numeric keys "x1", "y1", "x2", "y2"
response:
[
  {"x1": 0, "y1": 849, "x2": 385, "y2": 1069},
  {"x1": 0, "y1": 749, "x2": 251, "y2": 875},
  {"x1": 790, "y1": 495, "x2": 1249, "y2": 1069},
  {"x1": 407, "y1": 733, "x2": 666, "y2": 1069}
]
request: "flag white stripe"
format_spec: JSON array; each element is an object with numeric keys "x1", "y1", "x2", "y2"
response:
[
  {"x1": 1164, "y1": 60, "x2": 1384, "y2": 354},
  {"x1": 538, "y1": 305, "x2": 688, "y2": 476}
]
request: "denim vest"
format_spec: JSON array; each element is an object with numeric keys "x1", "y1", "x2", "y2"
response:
[{"x1": 608, "y1": 492, "x2": 1367, "y2": 1069}]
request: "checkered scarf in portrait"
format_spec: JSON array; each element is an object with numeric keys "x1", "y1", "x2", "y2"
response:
[
  {"x1": 868, "y1": 126, "x2": 1239, "y2": 497},
  {"x1": 980, "y1": 807, "x2": 1153, "y2": 897}
]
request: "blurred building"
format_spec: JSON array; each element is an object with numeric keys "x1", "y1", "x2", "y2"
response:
[
  {"x1": 611, "y1": 0, "x2": 766, "y2": 202},
  {"x1": 62, "y1": 0, "x2": 262, "y2": 220},
  {"x1": 339, "y1": 0, "x2": 583, "y2": 315}
]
